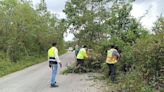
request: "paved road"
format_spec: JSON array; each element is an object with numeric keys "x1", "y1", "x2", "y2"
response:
[{"x1": 0, "y1": 52, "x2": 103, "y2": 92}]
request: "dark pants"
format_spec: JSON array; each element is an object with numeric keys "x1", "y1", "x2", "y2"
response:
[
  {"x1": 76, "y1": 59, "x2": 84, "y2": 66},
  {"x1": 107, "y1": 64, "x2": 116, "y2": 83}
]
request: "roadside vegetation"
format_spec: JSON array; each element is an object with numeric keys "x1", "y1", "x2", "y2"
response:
[
  {"x1": 0, "y1": 0, "x2": 163, "y2": 91},
  {"x1": 0, "y1": 0, "x2": 66, "y2": 77},
  {"x1": 62, "y1": 0, "x2": 164, "y2": 92}
]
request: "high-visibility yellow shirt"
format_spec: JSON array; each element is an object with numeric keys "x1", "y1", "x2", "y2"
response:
[
  {"x1": 106, "y1": 48, "x2": 118, "y2": 64},
  {"x1": 76, "y1": 48, "x2": 88, "y2": 59},
  {"x1": 48, "y1": 47, "x2": 57, "y2": 57}
]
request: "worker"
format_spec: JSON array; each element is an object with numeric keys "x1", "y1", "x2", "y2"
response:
[
  {"x1": 76, "y1": 45, "x2": 88, "y2": 68},
  {"x1": 75, "y1": 44, "x2": 80, "y2": 57},
  {"x1": 106, "y1": 45, "x2": 120, "y2": 83},
  {"x1": 48, "y1": 42, "x2": 62, "y2": 87}
]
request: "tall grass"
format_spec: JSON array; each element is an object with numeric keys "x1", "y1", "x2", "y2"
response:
[{"x1": 0, "y1": 54, "x2": 46, "y2": 77}]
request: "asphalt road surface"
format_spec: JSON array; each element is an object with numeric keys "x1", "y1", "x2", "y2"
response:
[{"x1": 0, "y1": 51, "x2": 104, "y2": 92}]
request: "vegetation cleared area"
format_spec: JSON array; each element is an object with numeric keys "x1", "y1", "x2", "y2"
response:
[
  {"x1": 0, "y1": 0, "x2": 66, "y2": 77},
  {"x1": 63, "y1": 0, "x2": 164, "y2": 92}
]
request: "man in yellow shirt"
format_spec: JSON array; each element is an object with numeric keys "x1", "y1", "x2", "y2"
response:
[
  {"x1": 48, "y1": 42, "x2": 62, "y2": 87},
  {"x1": 106, "y1": 45, "x2": 120, "y2": 83},
  {"x1": 76, "y1": 45, "x2": 88, "y2": 68}
]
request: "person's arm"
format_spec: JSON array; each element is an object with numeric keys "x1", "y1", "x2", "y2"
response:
[
  {"x1": 84, "y1": 49, "x2": 88, "y2": 58},
  {"x1": 54, "y1": 49, "x2": 60, "y2": 63},
  {"x1": 113, "y1": 50, "x2": 120, "y2": 59},
  {"x1": 48, "y1": 56, "x2": 51, "y2": 68},
  {"x1": 54, "y1": 49, "x2": 62, "y2": 67}
]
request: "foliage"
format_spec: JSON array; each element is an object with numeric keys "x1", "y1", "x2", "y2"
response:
[
  {"x1": 64, "y1": 41, "x2": 77, "y2": 49},
  {"x1": 0, "y1": 0, "x2": 66, "y2": 78},
  {"x1": 63, "y1": 0, "x2": 163, "y2": 91},
  {"x1": 117, "y1": 70, "x2": 158, "y2": 92},
  {"x1": 153, "y1": 16, "x2": 164, "y2": 33},
  {"x1": 0, "y1": 54, "x2": 46, "y2": 77},
  {"x1": 0, "y1": 0, "x2": 66, "y2": 62},
  {"x1": 64, "y1": 0, "x2": 147, "y2": 49},
  {"x1": 62, "y1": 54, "x2": 103, "y2": 74},
  {"x1": 132, "y1": 32, "x2": 164, "y2": 90},
  {"x1": 63, "y1": 0, "x2": 149, "y2": 72}
]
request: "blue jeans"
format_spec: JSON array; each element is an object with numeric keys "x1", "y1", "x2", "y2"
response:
[{"x1": 51, "y1": 64, "x2": 58, "y2": 85}]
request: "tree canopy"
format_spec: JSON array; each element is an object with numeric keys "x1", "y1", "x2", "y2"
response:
[{"x1": 0, "y1": 0, "x2": 66, "y2": 62}]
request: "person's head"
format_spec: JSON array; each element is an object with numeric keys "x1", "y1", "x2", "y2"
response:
[
  {"x1": 83, "y1": 45, "x2": 87, "y2": 48},
  {"x1": 52, "y1": 42, "x2": 57, "y2": 46},
  {"x1": 115, "y1": 45, "x2": 118, "y2": 50},
  {"x1": 75, "y1": 44, "x2": 79, "y2": 49},
  {"x1": 110, "y1": 44, "x2": 115, "y2": 49}
]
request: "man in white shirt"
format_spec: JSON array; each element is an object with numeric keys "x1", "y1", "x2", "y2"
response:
[{"x1": 48, "y1": 42, "x2": 62, "y2": 87}]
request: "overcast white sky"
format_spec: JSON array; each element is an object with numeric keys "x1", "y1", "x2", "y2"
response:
[{"x1": 32, "y1": 0, "x2": 164, "y2": 41}]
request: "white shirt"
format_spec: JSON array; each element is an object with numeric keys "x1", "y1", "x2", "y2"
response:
[{"x1": 54, "y1": 48, "x2": 60, "y2": 63}]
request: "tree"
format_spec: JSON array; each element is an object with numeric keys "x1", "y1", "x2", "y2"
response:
[
  {"x1": 153, "y1": 16, "x2": 164, "y2": 33},
  {"x1": 64, "y1": 0, "x2": 148, "y2": 53},
  {"x1": 0, "y1": 0, "x2": 66, "y2": 62}
]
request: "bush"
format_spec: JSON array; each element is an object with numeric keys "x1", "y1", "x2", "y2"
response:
[
  {"x1": 117, "y1": 70, "x2": 158, "y2": 92},
  {"x1": 132, "y1": 32, "x2": 164, "y2": 89},
  {"x1": 0, "y1": 55, "x2": 46, "y2": 77},
  {"x1": 63, "y1": 59, "x2": 103, "y2": 74}
]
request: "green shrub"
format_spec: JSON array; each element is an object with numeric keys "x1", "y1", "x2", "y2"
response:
[
  {"x1": 132, "y1": 32, "x2": 164, "y2": 89},
  {"x1": 116, "y1": 70, "x2": 158, "y2": 92},
  {"x1": 0, "y1": 55, "x2": 46, "y2": 77}
]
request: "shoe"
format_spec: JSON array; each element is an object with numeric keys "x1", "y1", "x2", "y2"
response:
[{"x1": 50, "y1": 84, "x2": 59, "y2": 87}]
